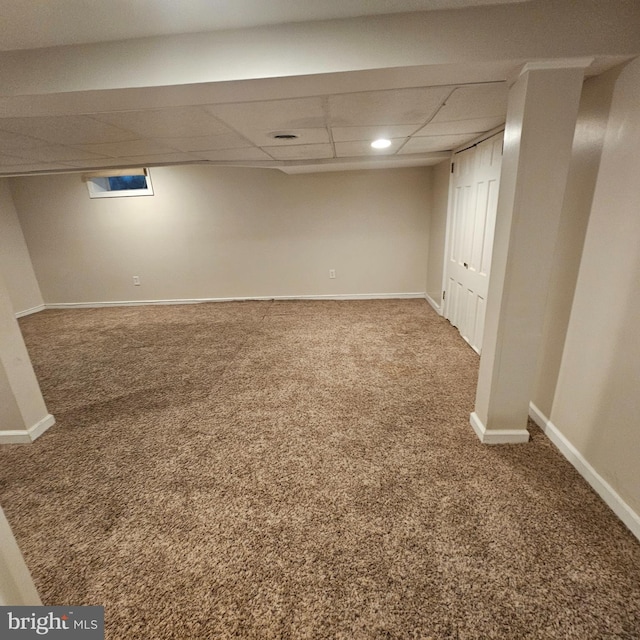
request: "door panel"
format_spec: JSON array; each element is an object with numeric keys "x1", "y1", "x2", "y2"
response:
[
  {"x1": 480, "y1": 179, "x2": 499, "y2": 276},
  {"x1": 444, "y1": 132, "x2": 502, "y2": 353}
]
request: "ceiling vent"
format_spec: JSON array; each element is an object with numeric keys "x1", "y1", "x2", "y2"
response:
[{"x1": 270, "y1": 132, "x2": 299, "y2": 140}]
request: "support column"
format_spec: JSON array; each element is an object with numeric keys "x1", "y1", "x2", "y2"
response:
[
  {"x1": 0, "y1": 506, "x2": 42, "y2": 605},
  {"x1": 471, "y1": 60, "x2": 590, "y2": 444},
  {"x1": 0, "y1": 273, "x2": 54, "y2": 444}
]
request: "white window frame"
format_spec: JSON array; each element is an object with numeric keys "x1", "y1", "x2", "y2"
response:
[{"x1": 84, "y1": 168, "x2": 154, "y2": 199}]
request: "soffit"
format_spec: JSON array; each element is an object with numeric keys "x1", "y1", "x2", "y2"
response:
[{"x1": 0, "y1": 0, "x2": 531, "y2": 52}]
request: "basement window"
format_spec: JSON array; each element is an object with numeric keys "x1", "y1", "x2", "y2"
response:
[{"x1": 84, "y1": 168, "x2": 154, "y2": 199}]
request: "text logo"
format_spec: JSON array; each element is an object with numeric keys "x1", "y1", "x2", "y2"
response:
[{"x1": 1, "y1": 607, "x2": 104, "y2": 639}]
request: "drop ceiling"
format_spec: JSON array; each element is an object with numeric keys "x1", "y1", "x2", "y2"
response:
[{"x1": 0, "y1": 82, "x2": 507, "y2": 177}]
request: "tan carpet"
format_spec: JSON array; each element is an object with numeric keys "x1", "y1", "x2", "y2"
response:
[{"x1": 1, "y1": 300, "x2": 639, "y2": 639}]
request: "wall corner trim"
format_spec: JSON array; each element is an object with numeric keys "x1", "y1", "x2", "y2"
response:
[
  {"x1": 14, "y1": 304, "x2": 45, "y2": 319},
  {"x1": 469, "y1": 411, "x2": 530, "y2": 444},
  {"x1": 529, "y1": 402, "x2": 640, "y2": 543},
  {"x1": 424, "y1": 293, "x2": 443, "y2": 315},
  {"x1": 0, "y1": 414, "x2": 55, "y2": 445},
  {"x1": 519, "y1": 57, "x2": 595, "y2": 76}
]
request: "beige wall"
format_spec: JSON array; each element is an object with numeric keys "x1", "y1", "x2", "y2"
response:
[
  {"x1": 426, "y1": 159, "x2": 450, "y2": 309},
  {"x1": 533, "y1": 68, "x2": 621, "y2": 417},
  {"x1": 549, "y1": 58, "x2": 640, "y2": 514},
  {"x1": 0, "y1": 179, "x2": 43, "y2": 315},
  {"x1": 11, "y1": 166, "x2": 431, "y2": 304}
]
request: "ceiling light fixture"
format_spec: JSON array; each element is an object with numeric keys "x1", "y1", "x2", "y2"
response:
[
  {"x1": 371, "y1": 138, "x2": 392, "y2": 149},
  {"x1": 271, "y1": 132, "x2": 299, "y2": 140}
]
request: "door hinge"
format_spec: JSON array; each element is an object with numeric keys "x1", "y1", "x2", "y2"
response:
[
  {"x1": 442, "y1": 291, "x2": 446, "y2": 300},
  {"x1": 451, "y1": 162, "x2": 455, "y2": 174}
]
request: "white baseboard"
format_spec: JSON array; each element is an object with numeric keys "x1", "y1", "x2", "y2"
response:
[
  {"x1": 529, "y1": 402, "x2": 640, "y2": 543},
  {"x1": 44, "y1": 293, "x2": 427, "y2": 309},
  {"x1": 469, "y1": 411, "x2": 530, "y2": 444},
  {"x1": 14, "y1": 304, "x2": 45, "y2": 318},
  {"x1": 469, "y1": 411, "x2": 529, "y2": 444},
  {"x1": 528, "y1": 402, "x2": 549, "y2": 431},
  {"x1": 0, "y1": 414, "x2": 55, "y2": 445},
  {"x1": 424, "y1": 293, "x2": 443, "y2": 315}
]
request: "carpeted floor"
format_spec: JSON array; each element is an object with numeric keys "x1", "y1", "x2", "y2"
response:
[{"x1": 1, "y1": 299, "x2": 639, "y2": 639}]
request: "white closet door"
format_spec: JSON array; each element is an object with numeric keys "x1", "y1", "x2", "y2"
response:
[{"x1": 444, "y1": 132, "x2": 502, "y2": 353}]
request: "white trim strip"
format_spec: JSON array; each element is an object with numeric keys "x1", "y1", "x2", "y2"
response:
[
  {"x1": 520, "y1": 57, "x2": 595, "y2": 75},
  {"x1": 424, "y1": 293, "x2": 442, "y2": 315},
  {"x1": 469, "y1": 411, "x2": 530, "y2": 444},
  {"x1": 453, "y1": 126, "x2": 505, "y2": 154},
  {"x1": 14, "y1": 304, "x2": 45, "y2": 318},
  {"x1": 44, "y1": 293, "x2": 427, "y2": 309},
  {"x1": 528, "y1": 402, "x2": 549, "y2": 432},
  {"x1": 0, "y1": 414, "x2": 55, "y2": 445},
  {"x1": 529, "y1": 402, "x2": 640, "y2": 543}
]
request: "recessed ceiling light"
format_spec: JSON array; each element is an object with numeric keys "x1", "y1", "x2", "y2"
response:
[{"x1": 371, "y1": 138, "x2": 392, "y2": 149}]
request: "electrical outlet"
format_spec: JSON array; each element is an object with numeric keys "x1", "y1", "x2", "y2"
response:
[
  {"x1": 329, "y1": 269, "x2": 336, "y2": 279},
  {"x1": 133, "y1": 276, "x2": 141, "y2": 286}
]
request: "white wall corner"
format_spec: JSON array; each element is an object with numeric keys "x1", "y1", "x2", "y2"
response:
[
  {"x1": 425, "y1": 293, "x2": 443, "y2": 315},
  {"x1": 469, "y1": 411, "x2": 530, "y2": 444},
  {"x1": 528, "y1": 401, "x2": 550, "y2": 432},
  {"x1": 0, "y1": 414, "x2": 55, "y2": 445},
  {"x1": 528, "y1": 402, "x2": 640, "y2": 543}
]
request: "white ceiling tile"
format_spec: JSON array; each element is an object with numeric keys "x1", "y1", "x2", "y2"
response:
[
  {"x1": 280, "y1": 155, "x2": 450, "y2": 175},
  {"x1": 262, "y1": 144, "x2": 334, "y2": 160},
  {"x1": 134, "y1": 152, "x2": 202, "y2": 164},
  {"x1": 75, "y1": 139, "x2": 181, "y2": 157},
  {"x1": 0, "y1": 130, "x2": 54, "y2": 150},
  {"x1": 159, "y1": 133, "x2": 253, "y2": 152},
  {"x1": 14, "y1": 145, "x2": 109, "y2": 162},
  {"x1": 0, "y1": 116, "x2": 136, "y2": 145},
  {"x1": 59, "y1": 159, "x2": 140, "y2": 169},
  {"x1": 241, "y1": 128, "x2": 330, "y2": 147},
  {"x1": 328, "y1": 87, "x2": 452, "y2": 126},
  {"x1": 334, "y1": 138, "x2": 406, "y2": 158},
  {"x1": 91, "y1": 107, "x2": 233, "y2": 138},
  {"x1": 195, "y1": 148, "x2": 273, "y2": 161},
  {"x1": 414, "y1": 117, "x2": 505, "y2": 136},
  {"x1": 0, "y1": 163, "x2": 72, "y2": 174},
  {"x1": 207, "y1": 98, "x2": 326, "y2": 134},
  {"x1": 331, "y1": 125, "x2": 418, "y2": 142},
  {"x1": 431, "y1": 83, "x2": 508, "y2": 122},
  {"x1": 62, "y1": 153, "x2": 202, "y2": 169},
  {"x1": 399, "y1": 134, "x2": 476, "y2": 153}
]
